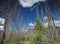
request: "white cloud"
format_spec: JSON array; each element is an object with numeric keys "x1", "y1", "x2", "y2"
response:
[
  {"x1": 0, "y1": 18, "x2": 5, "y2": 24},
  {"x1": 19, "y1": 0, "x2": 45, "y2": 7},
  {"x1": 0, "y1": 26, "x2": 4, "y2": 31},
  {"x1": 29, "y1": 23, "x2": 34, "y2": 27}
]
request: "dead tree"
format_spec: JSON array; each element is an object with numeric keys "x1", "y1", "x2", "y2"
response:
[
  {"x1": 45, "y1": 0, "x2": 58, "y2": 44},
  {"x1": 36, "y1": 3, "x2": 39, "y2": 20},
  {"x1": 1, "y1": 0, "x2": 12, "y2": 44},
  {"x1": 41, "y1": 5, "x2": 44, "y2": 24},
  {"x1": 16, "y1": 8, "x2": 22, "y2": 38},
  {"x1": 8, "y1": 0, "x2": 18, "y2": 40}
]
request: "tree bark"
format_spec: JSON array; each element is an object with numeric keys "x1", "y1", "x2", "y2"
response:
[
  {"x1": 45, "y1": 0, "x2": 57, "y2": 44},
  {"x1": 1, "y1": 0, "x2": 12, "y2": 44}
]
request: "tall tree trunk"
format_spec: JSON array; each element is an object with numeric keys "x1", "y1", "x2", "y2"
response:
[
  {"x1": 16, "y1": 8, "x2": 22, "y2": 38},
  {"x1": 41, "y1": 5, "x2": 44, "y2": 24},
  {"x1": 1, "y1": 0, "x2": 12, "y2": 44},
  {"x1": 36, "y1": 3, "x2": 39, "y2": 20},
  {"x1": 45, "y1": 0, "x2": 57, "y2": 44},
  {"x1": 8, "y1": 0, "x2": 18, "y2": 40}
]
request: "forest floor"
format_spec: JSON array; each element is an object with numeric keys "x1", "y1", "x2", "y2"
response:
[{"x1": 21, "y1": 41, "x2": 30, "y2": 44}]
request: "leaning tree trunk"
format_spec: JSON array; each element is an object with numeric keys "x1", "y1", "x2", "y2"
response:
[
  {"x1": 45, "y1": 0, "x2": 58, "y2": 44},
  {"x1": 1, "y1": 0, "x2": 12, "y2": 44}
]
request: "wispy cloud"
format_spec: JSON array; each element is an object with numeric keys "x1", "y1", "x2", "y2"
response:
[{"x1": 19, "y1": 0, "x2": 45, "y2": 7}]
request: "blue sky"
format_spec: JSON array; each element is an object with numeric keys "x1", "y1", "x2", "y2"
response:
[{"x1": 0, "y1": 0, "x2": 60, "y2": 29}]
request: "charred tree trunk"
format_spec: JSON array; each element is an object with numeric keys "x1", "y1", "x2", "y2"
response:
[
  {"x1": 1, "y1": 0, "x2": 12, "y2": 44},
  {"x1": 45, "y1": 0, "x2": 58, "y2": 44}
]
